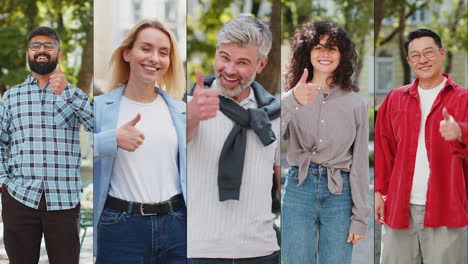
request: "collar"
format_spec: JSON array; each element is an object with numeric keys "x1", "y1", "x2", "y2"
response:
[
  {"x1": 211, "y1": 78, "x2": 257, "y2": 107},
  {"x1": 417, "y1": 76, "x2": 446, "y2": 92},
  {"x1": 404, "y1": 73, "x2": 455, "y2": 96},
  {"x1": 27, "y1": 74, "x2": 38, "y2": 85}
]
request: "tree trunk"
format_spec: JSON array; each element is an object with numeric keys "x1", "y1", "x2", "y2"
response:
[
  {"x1": 374, "y1": 0, "x2": 386, "y2": 48},
  {"x1": 256, "y1": 0, "x2": 280, "y2": 95},
  {"x1": 77, "y1": 23, "x2": 93, "y2": 95},
  {"x1": 444, "y1": 0, "x2": 463, "y2": 73},
  {"x1": 397, "y1": 5, "x2": 411, "y2": 84}
]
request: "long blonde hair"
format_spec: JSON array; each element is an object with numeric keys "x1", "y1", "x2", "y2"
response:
[{"x1": 107, "y1": 19, "x2": 185, "y2": 99}]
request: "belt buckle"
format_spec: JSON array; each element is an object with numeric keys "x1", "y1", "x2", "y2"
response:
[{"x1": 140, "y1": 203, "x2": 158, "y2": 216}]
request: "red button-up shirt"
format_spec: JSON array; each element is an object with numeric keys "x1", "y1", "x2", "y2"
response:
[{"x1": 375, "y1": 74, "x2": 468, "y2": 229}]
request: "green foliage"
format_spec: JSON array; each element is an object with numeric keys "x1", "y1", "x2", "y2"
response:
[
  {"x1": 187, "y1": 0, "x2": 236, "y2": 83},
  {"x1": 428, "y1": 0, "x2": 468, "y2": 53},
  {"x1": 0, "y1": 0, "x2": 92, "y2": 95}
]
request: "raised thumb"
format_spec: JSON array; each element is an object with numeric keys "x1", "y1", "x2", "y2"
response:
[
  {"x1": 55, "y1": 63, "x2": 63, "y2": 73},
  {"x1": 127, "y1": 113, "x2": 141, "y2": 127},
  {"x1": 442, "y1": 107, "x2": 452, "y2": 122}
]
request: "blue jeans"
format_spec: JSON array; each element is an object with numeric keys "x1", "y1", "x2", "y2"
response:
[
  {"x1": 281, "y1": 165, "x2": 353, "y2": 264},
  {"x1": 96, "y1": 203, "x2": 187, "y2": 264},
  {"x1": 188, "y1": 251, "x2": 280, "y2": 264}
]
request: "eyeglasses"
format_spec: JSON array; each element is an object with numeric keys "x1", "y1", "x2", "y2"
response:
[
  {"x1": 408, "y1": 47, "x2": 439, "y2": 63},
  {"x1": 28, "y1": 42, "x2": 58, "y2": 51}
]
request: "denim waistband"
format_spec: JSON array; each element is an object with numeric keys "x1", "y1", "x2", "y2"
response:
[{"x1": 290, "y1": 164, "x2": 349, "y2": 176}]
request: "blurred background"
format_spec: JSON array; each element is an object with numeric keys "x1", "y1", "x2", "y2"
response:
[
  {"x1": 93, "y1": 0, "x2": 186, "y2": 96},
  {"x1": 281, "y1": 0, "x2": 374, "y2": 263},
  {"x1": 374, "y1": 0, "x2": 467, "y2": 263}
]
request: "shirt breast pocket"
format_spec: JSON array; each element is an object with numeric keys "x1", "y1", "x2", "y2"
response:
[{"x1": 54, "y1": 99, "x2": 75, "y2": 129}]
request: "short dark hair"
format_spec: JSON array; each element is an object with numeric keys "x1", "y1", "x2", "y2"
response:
[
  {"x1": 404, "y1": 29, "x2": 442, "y2": 55},
  {"x1": 27, "y1": 27, "x2": 60, "y2": 47}
]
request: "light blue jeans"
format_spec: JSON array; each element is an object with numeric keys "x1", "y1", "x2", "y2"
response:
[{"x1": 281, "y1": 165, "x2": 353, "y2": 264}]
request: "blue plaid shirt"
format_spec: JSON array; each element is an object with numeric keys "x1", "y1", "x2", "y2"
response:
[{"x1": 0, "y1": 75, "x2": 93, "y2": 210}]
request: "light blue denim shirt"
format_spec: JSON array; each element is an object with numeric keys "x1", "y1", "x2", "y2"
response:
[{"x1": 93, "y1": 85, "x2": 186, "y2": 254}]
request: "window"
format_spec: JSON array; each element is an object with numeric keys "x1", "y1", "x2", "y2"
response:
[{"x1": 376, "y1": 50, "x2": 394, "y2": 94}]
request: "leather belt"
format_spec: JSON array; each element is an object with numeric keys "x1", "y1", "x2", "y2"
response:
[{"x1": 104, "y1": 194, "x2": 184, "y2": 216}]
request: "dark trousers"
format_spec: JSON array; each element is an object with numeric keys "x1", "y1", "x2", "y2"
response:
[{"x1": 1, "y1": 189, "x2": 80, "y2": 264}]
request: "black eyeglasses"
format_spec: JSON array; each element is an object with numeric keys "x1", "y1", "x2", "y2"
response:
[
  {"x1": 28, "y1": 42, "x2": 58, "y2": 51},
  {"x1": 408, "y1": 47, "x2": 439, "y2": 63}
]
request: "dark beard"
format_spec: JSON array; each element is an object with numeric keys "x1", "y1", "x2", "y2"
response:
[{"x1": 27, "y1": 53, "x2": 58, "y2": 75}]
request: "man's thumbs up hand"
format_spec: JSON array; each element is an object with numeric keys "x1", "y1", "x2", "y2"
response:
[
  {"x1": 50, "y1": 64, "x2": 67, "y2": 95},
  {"x1": 439, "y1": 107, "x2": 462, "y2": 142}
]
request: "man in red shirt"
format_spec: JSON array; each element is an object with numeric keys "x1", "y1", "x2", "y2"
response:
[{"x1": 375, "y1": 29, "x2": 467, "y2": 263}]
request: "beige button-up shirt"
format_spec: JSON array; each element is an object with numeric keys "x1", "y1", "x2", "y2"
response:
[{"x1": 281, "y1": 86, "x2": 370, "y2": 236}]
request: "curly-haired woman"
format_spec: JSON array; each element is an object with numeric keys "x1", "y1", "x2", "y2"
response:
[{"x1": 281, "y1": 21, "x2": 370, "y2": 264}]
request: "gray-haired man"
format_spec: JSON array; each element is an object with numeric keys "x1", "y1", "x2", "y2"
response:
[{"x1": 187, "y1": 15, "x2": 280, "y2": 263}]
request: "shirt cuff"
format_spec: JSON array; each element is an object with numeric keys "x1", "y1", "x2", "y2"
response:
[
  {"x1": 349, "y1": 218, "x2": 368, "y2": 236},
  {"x1": 281, "y1": 90, "x2": 302, "y2": 113},
  {"x1": 95, "y1": 129, "x2": 118, "y2": 158},
  {"x1": 58, "y1": 84, "x2": 75, "y2": 101},
  {"x1": 449, "y1": 122, "x2": 467, "y2": 155}
]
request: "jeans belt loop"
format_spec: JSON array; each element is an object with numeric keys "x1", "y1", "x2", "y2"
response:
[
  {"x1": 127, "y1": 201, "x2": 133, "y2": 214},
  {"x1": 168, "y1": 200, "x2": 174, "y2": 214}
]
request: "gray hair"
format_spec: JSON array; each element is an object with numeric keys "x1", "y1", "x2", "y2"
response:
[{"x1": 217, "y1": 14, "x2": 272, "y2": 60}]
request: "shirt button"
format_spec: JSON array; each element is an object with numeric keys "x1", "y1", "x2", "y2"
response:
[
  {"x1": 295, "y1": 107, "x2": 299, "y2": 110},
  {"x1": 312, "y1": 151, "x2": 317, "y2": 155},
  {"x1": 322, "y1": 101, "x2": 326, "y2": 104},
  {"x1": 321, "y1": 120, "x2": 324, "y2": 123},
  {"x1": 319, "y1": 139, "x2": 323, "y2": 143}
]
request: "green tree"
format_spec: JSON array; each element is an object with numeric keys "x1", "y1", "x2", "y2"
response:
[{"x1": 375, "y1": 0, "x2": 467, "y2": 85}]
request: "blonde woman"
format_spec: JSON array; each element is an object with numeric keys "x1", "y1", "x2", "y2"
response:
[{"x1": 94, "y1": 19, "x2": 187, "y2": 263}]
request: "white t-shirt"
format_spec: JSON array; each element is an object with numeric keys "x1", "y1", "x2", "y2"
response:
[
  {"x1": 108, "y1": 95, "x2": 180, "y2": 203},
  {"x1": 410, "y1": 78, "x2": 446, "y2": 205}
]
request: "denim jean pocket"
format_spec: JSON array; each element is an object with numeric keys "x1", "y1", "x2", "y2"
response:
[
  {"x1": 98, "y1": 208, "x2": 126, "y2": 226},
  {"x1": 287, "y1": 166, "x2": 299, "y2": 181},
  {"x1": 170, "y1": 206, "x2": 187, "y2": 222}
]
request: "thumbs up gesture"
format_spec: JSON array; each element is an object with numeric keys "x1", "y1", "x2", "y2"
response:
[
  {"x1": 116, "y1": 113, "x2": 145, "y2": 152},
  {"x1": 188, "y1": 69, "x2": 220, "y2": 122},
  {"x1": 439, "y1": 107, "x2": 462, "y2": 142},
  {"x1": 292, "y1": 68, "x2": 320, "y2": 105},
  {"x1": 49, "y1": 64, "x2": 67, "y2": 95}
]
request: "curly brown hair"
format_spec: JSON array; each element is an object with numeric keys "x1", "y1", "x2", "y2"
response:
[{"x1": 284, "y1": 21, "x2": 359, "y2": 92}]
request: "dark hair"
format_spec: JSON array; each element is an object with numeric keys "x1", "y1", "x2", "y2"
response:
[
  {"x1": 404, "y1": 29, "x2": 442, "y2": 55},
  {"x1": 284, "y1": 20, "x2": 358, "y2": 92},
  {"x1": 27, "y1": 27, "x2": 60, "y2": 47}
]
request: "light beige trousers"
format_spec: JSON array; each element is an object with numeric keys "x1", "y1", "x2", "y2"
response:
[{"x1": 382, "y1": 204, "x2": 467, "y2": 264}]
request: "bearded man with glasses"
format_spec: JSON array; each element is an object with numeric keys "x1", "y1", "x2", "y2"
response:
[
  {"x1": 0, "y1": 26, "x2": 93, "y2": 264},
  {"x1": 375, "y1": 28, "x2": 467, "y2": 264}
]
